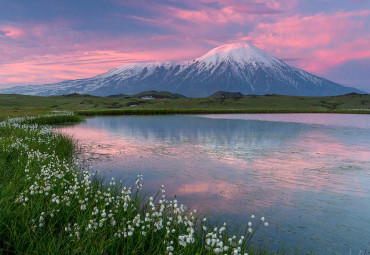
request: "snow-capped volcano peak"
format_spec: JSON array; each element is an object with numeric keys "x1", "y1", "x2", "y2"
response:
[
  {"x1": 195, "y1": 42, "x2": 280, "y2": 67},
  {"x1": 199, "y1": 42, "x2": 254, "y2": 56}
]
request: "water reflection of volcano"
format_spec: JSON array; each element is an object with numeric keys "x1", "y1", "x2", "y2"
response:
[{"x1": 81, "y1": 115, "x2": 311, "y2": 155}]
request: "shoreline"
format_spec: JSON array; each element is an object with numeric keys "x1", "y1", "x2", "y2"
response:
[{"x1": 76, "y1": 108, "x2": 370, "y2": 117}]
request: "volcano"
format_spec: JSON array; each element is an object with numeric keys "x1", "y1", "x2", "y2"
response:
[{"x1": 1, "y1": 42, "x2": 364, "y2": 97}]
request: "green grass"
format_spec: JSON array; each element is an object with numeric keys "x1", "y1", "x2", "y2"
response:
[
  {"x1": 0, "y1": 112, "x2": 281, "y2": 254},
  {"x1": 0, "y1": 93, "x2": 368, "y2": 120}
]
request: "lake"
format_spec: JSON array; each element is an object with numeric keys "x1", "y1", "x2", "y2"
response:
[{"x1": 59, "y1": 114, "x2": 370, "y2": 254}]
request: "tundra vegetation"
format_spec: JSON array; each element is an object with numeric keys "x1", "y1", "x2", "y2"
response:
[{"x1": 0, "y1": 93, "x2": 368, "y2": 120}]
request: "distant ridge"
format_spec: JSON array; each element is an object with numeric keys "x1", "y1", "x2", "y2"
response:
[
  {"x1": 208, "y1": 91, "x2": 243, "y2": 99},
  {"x1": 107, "y1": 94, "x2": 130, "y2": 98},
  {"x1": 130, "y1": 91, "x2": 186, "y2": 99},
  {"x1": 0, "y1": 42, "x2": 365, "y2": 97}
]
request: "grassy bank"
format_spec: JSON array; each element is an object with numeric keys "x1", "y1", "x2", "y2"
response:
[
  {"x1": 0, "y1": 112, "x2": 271, "y2": 254},
  {"x1": 0, "y1": 93, "x2": 368, "y2": 120}
]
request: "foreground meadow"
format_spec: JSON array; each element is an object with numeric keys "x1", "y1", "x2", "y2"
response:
[{"x1": 0, "y1": 112, "x2": 272, "y2": 254}]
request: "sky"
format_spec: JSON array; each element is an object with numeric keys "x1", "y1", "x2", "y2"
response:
[{"x1": 0, "y1": 0, "x2": 369, "y2": 92}]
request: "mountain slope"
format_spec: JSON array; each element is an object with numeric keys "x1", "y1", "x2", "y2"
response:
[{"x1": 0, "y1": 43, "x2": 364, "y2": 97}]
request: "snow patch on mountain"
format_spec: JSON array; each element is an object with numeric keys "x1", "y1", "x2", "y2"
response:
[
  {"x1": 95, "y1": 61, "x2": 175, "y2": 79},
  {"x1": 195, "y1": 42, "x2": 280, "y2": 68}
]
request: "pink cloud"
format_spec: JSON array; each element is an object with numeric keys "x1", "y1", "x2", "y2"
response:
[
  {"x1": 0, "y1": 25, "x2": 24, "y2": 38},
  {"x1": 301, "y1": 38, "x2": 370, "y2": 72},
  {"x1": 240, "y1": 10, "x2": 370, "y2": 73},
  {"x1": 252, "y1": 11, "x2": 369, "y2": 48},
  {"x1": 168, "y1": 6, "x2": 249, "y2": 24}
]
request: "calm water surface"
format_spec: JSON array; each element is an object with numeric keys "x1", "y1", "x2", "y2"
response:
[{"x1": 59, "y1": 114, "x2": 370, "y2": 254}]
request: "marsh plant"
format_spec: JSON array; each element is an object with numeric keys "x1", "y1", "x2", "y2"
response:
[{"x1": 0, "y1": 112, "x2": 269, "y2": 254}]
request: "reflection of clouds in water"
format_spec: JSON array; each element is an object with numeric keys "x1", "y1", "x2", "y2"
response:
[
  {"x1": 252, "y1": 131, "x2": 370, "y2": 196},
  {"x1": 58, "y1": 115, "x2": 370, "y2": 254}
]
